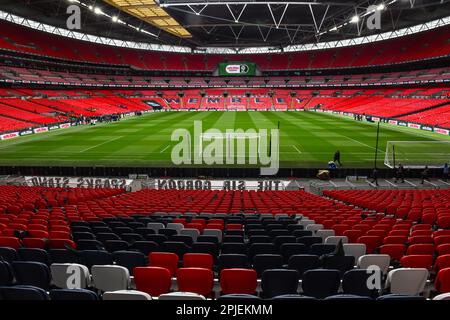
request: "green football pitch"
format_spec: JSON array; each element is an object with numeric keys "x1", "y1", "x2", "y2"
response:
[{"x1": 0, "y1": 111, "x2": 449, "y2": 168}]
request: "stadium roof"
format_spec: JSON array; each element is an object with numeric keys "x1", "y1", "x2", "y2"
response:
[{"x1": 1, "y1": 0, "x2": 450, "y2": 50}]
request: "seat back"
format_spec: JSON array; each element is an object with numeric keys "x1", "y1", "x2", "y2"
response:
[
  {"x1": 149, "y1": 252, "x2": 179, "y2": 276},
  {"x1": 176, "y1": 267, "x2": 214, "y2": 296},
  {"x1": 112, "y1": 251, "x2": 147, "y2": 275},
  {"x1": 287, "y1": 255, "x2": 321, "y2": 278},
  {"x1": 0, "y1": 261, "x2": 14, "y2": 286},
  {"x1": 357, "y1": 254, "x2": 390, "y2": 275},
  {"x1": 302, "y1": 269, "x2": 341, "y2": 299},
  {"x1": 386, "y1": 268, "x2": 429, "y2": 295},
  {"x1": 261, "y1": 269, "x2": 299, "y2": 298},
  {"x1": 183, "y1": 253, "x2": 213, "y2": 270},
  {"x1": 12, "y1": 261, "x2": 51, "y2": 290},
  {"x1": 220, "y1": 268, "x2": 257, "y2": 295},
  {"x1": 91, "y1": 265, "x2": 130, "y2": 292},
  {"x1": 50, "y1": 263, "x2": 91, "y2": 289},
  {"x1": 0, "y1": 285, "x2": 49, "y2": 300},
  {"x1": 218, "y1": 254, "x2": 249, "y2": 273},
  {"x1": 342, "y1": 269, "x2": 380, "y2": 298},
  {"x1": 134, "y1": 266, "x2": 172, "y2": 297}
]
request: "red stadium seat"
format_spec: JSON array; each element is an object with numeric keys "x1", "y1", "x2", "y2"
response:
[
  {"x1": 388, "y1": 230, "x2": 410, "y2": 237},
  {"x1": 434, "y1": 230, "x2": 450, "y2": 238},
  {"x1": 183, "y1": 253, "x2": 214, "y2": 270},
  {"x1": 176, "y1": 268, "x2": 214, "y2": 296},
  {"x1": 27, "y1": 230, "x2": 49, "y2": 239},
  {"x1": 22, "y1": 238, "x2": 47, "y2": 249},
  {"x1": 400, "y1": 255, "x2": 433, "y2": 269},
  {"x1": 27, "y1": 225, "x2": 48, "y2": 232},
  {"x1": 411, "y1": 224, "x2": 432, "y2": 231},
  {"x1": 437, "y1": 244, "x2": 450, "y2": 256},
  {"x1": 343, "y1": 230, "x2": 363, "y2": 243},
  {"x1": 220, "y1": 269, "x2": 258, "y2": 295},
  {"x1": 134, "y1": 266, "x2": 172, "y2": 297},
  {"x1": 435, "y1": 255, "x2": 450, "y2": 274},
  {"x1": 0, "y1": 236, "x2": 21, "y2": 249},
  {"x1": 435, "y1": 268, "x2": 450, "y2": 294},
  {"x1": 434, "y1": 236, "x2": 450, "y2": 246},
  {"x1": 48, "y1": 239, "x2": 76, "y2": 249},
  {"x1": 383, "y1": 236, "x2": 407, "y2": 245},
  {"x1": 380, "y1": 244, "x2": 406, "y2": 261},
  {"x1": 357, "y1": 236, "x2": 382, "y2": 254},
  {"x1": 407, "y1": 244, "x2": 435, "y2": 256},
  {"x1": 410, "y1": 230, "x2": 433, "y2": 237},
  {"x1": 438, "y1": 216, "x2": 450, "y2": 229},
  {"x1": 149, "y1": 252, "x2": 179, "y2": 276},
  {"x1": 408, "y1": 236, "x2": 433, "y2": 245}
]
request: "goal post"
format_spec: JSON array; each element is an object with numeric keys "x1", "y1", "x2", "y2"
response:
[{"x1": 384, "y1": 141, "x2": 450, "y2": 169}]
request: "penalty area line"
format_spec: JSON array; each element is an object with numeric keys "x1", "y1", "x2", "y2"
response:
[
  {"x1": 292, "y1": 145, "x2": 302, "y2": 154},
  {"x1": 160, "y1": 145, "x2": 171, "y2": 153}
]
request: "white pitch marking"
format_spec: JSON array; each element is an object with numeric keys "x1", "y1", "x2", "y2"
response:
[
  {"x1": 292, "y1": 145, "x2": 302, "y2": 154},
  {"x1": 79, "y1": 136, "x2": 123, "y2": 153},
  {"x1": 341, "y1": 134, "x2": 383, "y2": 152},
  {"x1": 160, "y1": 145, "x2": 171, "y2": 153}
]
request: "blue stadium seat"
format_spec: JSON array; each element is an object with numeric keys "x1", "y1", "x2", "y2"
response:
[
  {"x1": 261, "y1": 269, "x2": 300, "y2": 298},
  {"x1": 0, "y1": 247, "x2": 19, "y2": 263},
  {"x1": 0, "y1": 261, "x2": 14, "y2": 286},
  {"x1": 287, "y1": 255, "x2": 321, "y2": 278},
  {"x1": 342, "y1": 269, "x2": 380, "y2": 298},
  {"x1": 50, "y1": 289, "x2": 99, "y2": 301},
  {"x1": 0, "y1": 285, "x2": 49, "y2": 300},
  {"x1": 17, "y1": 248, "x2": 50, "y2": 265},
  {"x1": 302, "y1": 269, "x2": 341, "y2": 299},
  {"x1": 112, "y1": 251, "x2": 147, "y2": 275},
  {"x1": 79, "y1": 250, "x2": 113, "y2": 270},
  {"x1": 12, "y1": 261, "x2": 51, "y2": 290}
]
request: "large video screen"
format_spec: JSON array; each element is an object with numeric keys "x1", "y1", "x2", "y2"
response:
[{"x1": 218, "y1": 62, "x2": 256, "y2": 76}]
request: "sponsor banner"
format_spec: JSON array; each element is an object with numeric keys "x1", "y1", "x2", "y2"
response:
[
  {"x1": 421, "y1": 125, "x2": 433, "y2": 132},
  {"x1": 408, "y1": 123, "x2": 421, "y2": 129},
  {"x1": 0, "y1": 132, "x2": 19, "y2": 140},
  {"x1": 435, "y1": 128, "x2": 450, "y2": 135},
  {"x1": 20, "y1": 130, "x2": 33, "y2": 136},
  {"x1": 398, "y1": 121, "x2": 408, "y2": 127},
  {"x1": 49, "y1": 125, "x2": 60, "y2": 130},
  {"x1": 372, "y1": 117, "x2": 380, "y2": 122},
  {"x1": 25, "y1": 176, "x2": 134, "y2": 189},
  {"x1": 59, "y1": 123, "x2": 71, "y2": 129},
  {"x1": 388, "y1": 120, "x2": 398, "y2": 125},
  {"x1": 34, "y1": 127, "x2": 49, "y2": 133},
  {"x1": 154, "y1": 179, "x2": 293, "y2": 191}
]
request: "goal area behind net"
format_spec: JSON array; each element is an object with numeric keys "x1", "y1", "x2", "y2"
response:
[{"x1": 384, "y1": 141, "x2": 450, "y2": 169}]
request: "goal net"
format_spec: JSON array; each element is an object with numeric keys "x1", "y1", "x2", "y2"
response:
[{"x1": 384, "y1": 141, "x2": 450, "y2": 168}]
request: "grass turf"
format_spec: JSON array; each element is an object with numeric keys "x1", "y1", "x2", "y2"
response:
[{"x1": 0, "y1": 110, "x2": 449, "y2": 168}]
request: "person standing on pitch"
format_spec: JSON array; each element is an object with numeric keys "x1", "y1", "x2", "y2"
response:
[
  {"x1": 421, "y1": 166, "x2": 429, "y2": 184},
  {"x1": 442, "y1": 163, "x2": 448, "y2": 182},
  {"x1": 371, "y1": 168, "x2": 379, "y2": 186},
  {"x1": 334, "y1": 150, "x2": 342, "y2": 166},
  {"x1": 395, "y1": 164, "x2": 405, "y2": 183}
]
